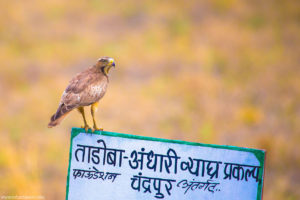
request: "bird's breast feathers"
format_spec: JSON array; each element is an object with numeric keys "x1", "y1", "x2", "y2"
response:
[
  {"x1": 88, "y1": 82, "x2": 107, "y2": 99},
  {"x1": 90, "y1": 84, "x2": 104, "y2": 96},
  {"x1": 80, "y1": 80, "x2": 108, "y2": 105}
]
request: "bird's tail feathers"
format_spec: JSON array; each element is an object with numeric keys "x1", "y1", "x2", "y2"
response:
[{"x1": 48, "y1": 104, "x2": 75, "y2": 128}]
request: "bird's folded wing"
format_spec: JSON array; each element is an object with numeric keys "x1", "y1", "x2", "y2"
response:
[{"x1": 65, "y1": 67, "x2": 97, "y2": 94}]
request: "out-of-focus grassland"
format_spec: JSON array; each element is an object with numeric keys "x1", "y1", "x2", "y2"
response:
[{"x1": 0, "y1": 0, "x2": 299, "y2": 199}]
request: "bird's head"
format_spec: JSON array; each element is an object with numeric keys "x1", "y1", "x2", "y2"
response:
[{"x1": 97, "y1": 56, "x2": 115, "y2": 75}]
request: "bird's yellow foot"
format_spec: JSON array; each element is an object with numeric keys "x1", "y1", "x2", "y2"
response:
[
  {"x1": 92, "y1": 125, "x2": 103, "y2": 132},
  {"x1": 81, "y1": 124, "x2": 91, "y2": 132}
]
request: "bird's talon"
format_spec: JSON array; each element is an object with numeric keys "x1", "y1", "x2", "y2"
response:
[
  {"x1": 92, "y1": 126, "x2": 103, "y2": 132},
  {"x1": 81, "y1": 125, "x2": 91, "y2": 132}
]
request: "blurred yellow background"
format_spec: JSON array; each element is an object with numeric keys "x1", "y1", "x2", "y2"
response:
[{"x1": 0, "y1": 0, "x2": 299, "y2": 199}]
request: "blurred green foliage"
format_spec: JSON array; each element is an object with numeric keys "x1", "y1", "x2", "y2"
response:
[{"x1": 0, "y1": 0, "x2": 299, "y2": 199}]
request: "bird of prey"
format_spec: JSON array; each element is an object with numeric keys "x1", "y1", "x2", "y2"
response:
[{"x1": 48, "y1": 57, "x2": 115, "y2": 132}]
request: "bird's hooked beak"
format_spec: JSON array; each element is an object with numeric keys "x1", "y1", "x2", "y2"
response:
[{"x1": 108, "y1": 58, "x2": 115, "y2": 68}]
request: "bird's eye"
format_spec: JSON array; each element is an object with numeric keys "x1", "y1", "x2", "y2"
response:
[{"x1": 102, "y1": 58, "x2": 109, "y2": 62}]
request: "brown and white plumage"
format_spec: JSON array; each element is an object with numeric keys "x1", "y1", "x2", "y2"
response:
[{"x1": 48, "y1": 57, "x2": 115, "y2": 131}]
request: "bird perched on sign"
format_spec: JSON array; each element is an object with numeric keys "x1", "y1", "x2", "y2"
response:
[{"x1": 48, "y1": 57, "x2": 115, "y2": 132}]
